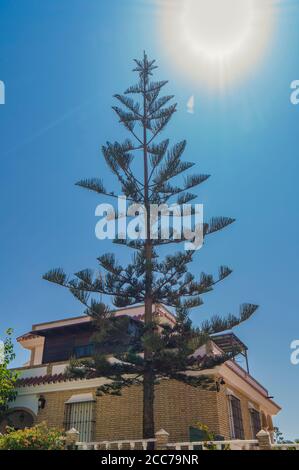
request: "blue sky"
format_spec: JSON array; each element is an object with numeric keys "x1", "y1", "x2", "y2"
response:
[{"x1": 0, "y1": 0, "x2": 299, "y2": 438}]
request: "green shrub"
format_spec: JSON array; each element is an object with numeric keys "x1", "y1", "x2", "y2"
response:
[{"x1": 0, "y1": 423, "x2": 64, "y2": 450}]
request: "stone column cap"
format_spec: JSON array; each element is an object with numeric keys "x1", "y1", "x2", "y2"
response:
[
  {"x1": 256, "y1": 429, "x2": 270, "y2": 437},
  {"x1": 155, "y1": 429, "x2": 170, "y2": 436},
  {"x1": 66, "y1": 428, "x2": 80, "y2": 435}
]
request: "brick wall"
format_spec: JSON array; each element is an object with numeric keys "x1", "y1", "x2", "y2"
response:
[
  {"x1": 216, "y1": 384, "x2": 262, "y2": 440},
  {"x1": 216, "y1": 387, "x2": 231, "y2": 438},
  {"x1": 35, "y1": 380, "x2": 260, "y2": 442},
  {"x1": 155, "y1": 380, "x2": 220, "y2": 441},
  {"x1": 36, "y1": 387, "x2": 97, "y2": 430}
]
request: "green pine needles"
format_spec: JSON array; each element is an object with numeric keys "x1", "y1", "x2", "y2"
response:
[{"x1": 44, "y1": 53, "x2": 258, "y2": 439}]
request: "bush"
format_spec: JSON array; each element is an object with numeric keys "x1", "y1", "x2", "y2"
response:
[{"x1": 0, "y1": 423, "x2": 65, "y2": 450}]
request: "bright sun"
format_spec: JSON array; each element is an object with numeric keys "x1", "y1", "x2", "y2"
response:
[
  {"x1": 183, "y1": 0, "x2": 255, "y2": 58},
  {"x1": 159, "y1": 0, "x2": 274, "y2": 88}
]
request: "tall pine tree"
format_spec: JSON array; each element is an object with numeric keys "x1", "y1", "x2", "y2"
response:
[{"x1": 44, "y1": 53, "x2": 258, "y2": 439}]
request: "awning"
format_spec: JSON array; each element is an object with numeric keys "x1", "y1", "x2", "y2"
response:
[{"x1": 65, "y1": 393, "x2": 95, "y2": 404}]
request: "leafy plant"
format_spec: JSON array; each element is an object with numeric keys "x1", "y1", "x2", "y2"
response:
[
  {"x1": 193, "y1": 422, "x2": 230, "y2": 450},
  {"x1": 0, "y1": 423, "x2": 64, "y2": 450},
  {"x1": 0, "y1": 329, "x2": 18, "y2": 418}
]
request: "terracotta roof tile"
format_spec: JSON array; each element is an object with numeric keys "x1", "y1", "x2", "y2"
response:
[
  {"x1": 17, "y1": 371, "x2": 97, "y2": 387},
  {"x1": 17, "y1": 373, "x2": 66, "y2": 387}
]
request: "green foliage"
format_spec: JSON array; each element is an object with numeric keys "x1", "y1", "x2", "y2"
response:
[
  {"x1": 273, "y1": 426, "x2": 285, "y2": 444},
  {"x1": 0, "y1": 423, "x2": 64, "y2": 450},
  {"x1": 0, "y1": 329, "x2": 18, "y2": 417},
  {"x1": 64, "y1": 302, "x2": 237, "y2": 395},
  {"x1": 193, "y1": 422, "x2": 230, "y2": 450},
  {"x1": 193, "y1": 422, "x2": 217, "y2": 449},
  {"x1": 272, "y1": 426, "x2": 298, "y2": 447}
]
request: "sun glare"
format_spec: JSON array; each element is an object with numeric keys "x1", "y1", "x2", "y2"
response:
[{"x1": 159, "y1": 0, "x2": 274, "y2": 89}]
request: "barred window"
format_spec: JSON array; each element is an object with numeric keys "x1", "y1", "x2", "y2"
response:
[
  {"x1": 229, "y1": 396, "x2": 245, "y2": 439},
  {"x1": 250, "y1": 408, "x2": 261, "y2": 438},
  {"x1": 64, "y1": 400, "x2": 95, "y2": 442}
]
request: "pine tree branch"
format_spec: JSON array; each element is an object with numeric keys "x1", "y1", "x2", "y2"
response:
[
  {"x1": 200, "y1": 304, "x2": 259, "y2": 335},
  {"x1": 75, "y1": 178, "x2": 135, "y2": 202}
]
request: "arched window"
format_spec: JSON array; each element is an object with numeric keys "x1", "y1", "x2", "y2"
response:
[{"x1": 0, "y1": 409, "x2": 35, "y2": 434}]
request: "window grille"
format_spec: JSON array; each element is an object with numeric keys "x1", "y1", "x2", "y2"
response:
[
  {"x1": 64, "y1": 401, "x2": 95, "y2": 442},
  {"x1": 250, "y1": 408, "x2": 261, "y2": 438},
  {"x1": 229, "y1": 395, "x2": 245, "y2": 439}
]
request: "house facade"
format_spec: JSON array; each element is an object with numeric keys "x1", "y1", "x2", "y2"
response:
[{"x1": 2, "y1": 304, "x2": 280, "y2": 443}]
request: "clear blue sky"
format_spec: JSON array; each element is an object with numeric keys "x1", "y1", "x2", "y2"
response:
[{"x1": 0, "y1": 0, "x2": 298, "y2": 438}]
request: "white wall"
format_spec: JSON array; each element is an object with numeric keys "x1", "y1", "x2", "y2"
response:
[{"x1": 8, "y1": 394, "x2": 38, "y2": 416}]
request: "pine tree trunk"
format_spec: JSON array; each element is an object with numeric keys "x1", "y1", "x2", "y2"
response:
[
  {"x1": 143, "y1": 363, "x2": 155, "y2": 439},
  {"x1": 142, "y1": 70, "x2": 155, "y2": 440},
  {"x1": 143, "y1": 250, "x2": 155, "y2": 439}
]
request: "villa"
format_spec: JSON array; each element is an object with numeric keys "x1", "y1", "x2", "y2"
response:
[{"x1": 1, "y1": 304, "x2": 280, "y2": 444}]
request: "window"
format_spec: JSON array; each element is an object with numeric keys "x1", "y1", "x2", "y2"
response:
[
  {"x1": 64, "y1": 401, "x2": 94, "y2": 442},
  {"x1": 229, "y1": 396, "x2": 245, "y2": 439},
  {"x1": 73, "y1": 343, "x2": 94, "y2": 358},
  {"x1": 250, "y1": 408, "x2": 261, "y2": 438}
]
